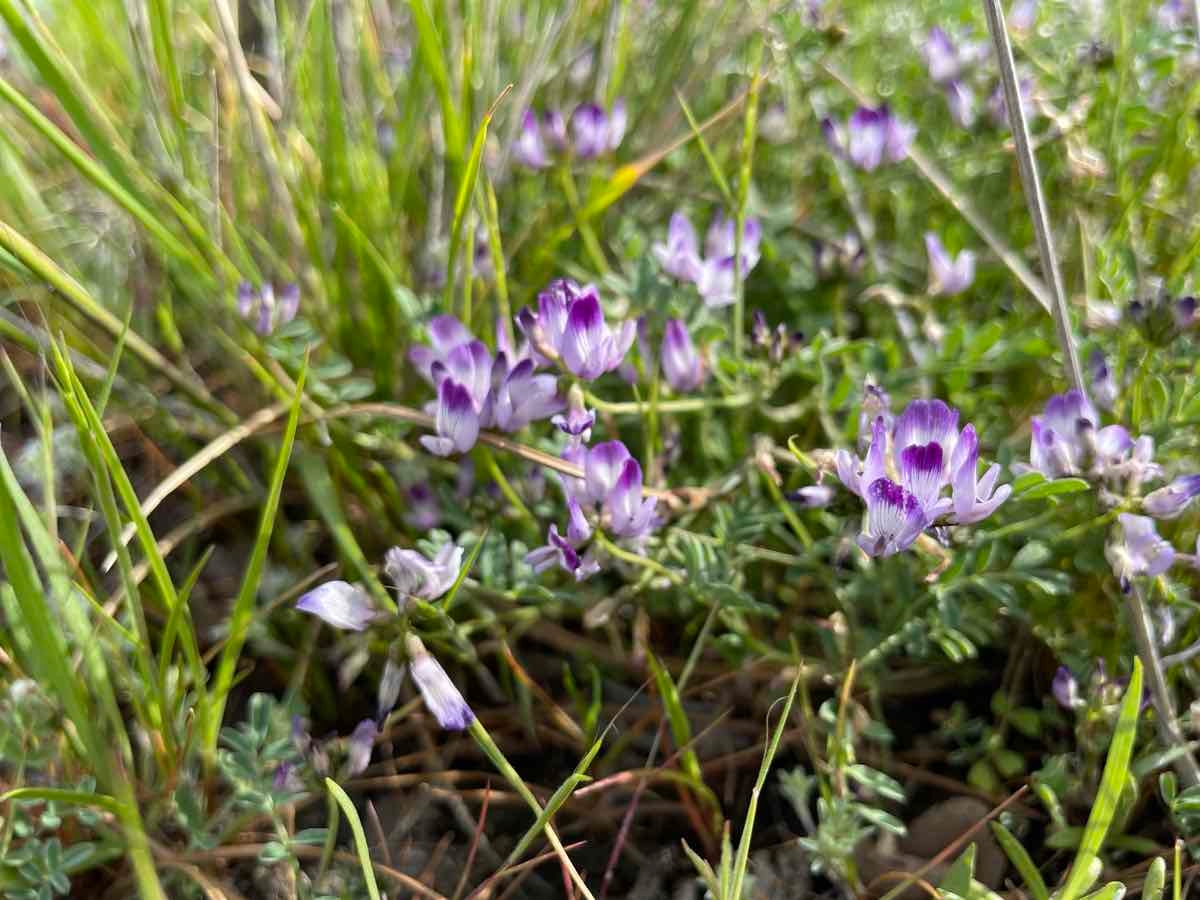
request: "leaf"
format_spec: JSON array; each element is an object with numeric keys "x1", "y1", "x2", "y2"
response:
[
  {"x1": 1142, "y1": 856, "x2": 1166, "y2": 900},
  {"x1": 1058, "y1": 659, "x2": 1143, "y2": 900},
  {"x1": 324, "y1": 779, "x2": 381, "y2": 900},
  {"x1": 939, "y1": 844, "x2": 976, "y2": 896},
  {"x1": 1018, "y1": 477, "x2": 1091, "y2": 500}
]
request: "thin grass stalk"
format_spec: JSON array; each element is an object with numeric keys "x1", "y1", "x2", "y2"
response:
[{"x1": 980, "y1": 0, "x2": 1084, "y2": 394}]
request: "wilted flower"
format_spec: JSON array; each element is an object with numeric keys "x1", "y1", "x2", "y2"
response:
[
  {"x1": 836, "y1": 399, "x2": 1010, "y2": 556},
  {"x1": 346, "y1": 719, "x2": 378, "y2": 776},
  {"x1": 296, "y1": 581, "x2": 379, "y2": 631},
  {"x1": 1107, "y1": 513, "x2": 1175, "y2": 590},
  {"x1": 571, "y1": 99, "x2": 627, "y2": 158},
  {"x1": 825, "y1": 106, "x2": 915, "y2": 171},
  {"x1": 653, "y1": 210, "x2": 763, "y2": 308},
  {"x1": 925, "y1": 233, "x2": 976, "y2": 295},
  {"x1": 1052, "y1": 666, "x2": 1082, "y2": 710},
  {"x1": 526, "y1": 440, "x2": 659, "y2": 580},
  {"x1": 1143, "y1": 475, "x2": 1200, "y2": 519},
  {"x1": 660, "y1": 319, "x2": 706, "y2": 392},
  {"x1": 237, "y1": 282, "x2": 299, "y2": 336},
  {"x1": 406, "y1": 635, "x2": 474, "y2": 730},
  {"x1": 384, "y1": 542, "x2": 464, "y2": 602},
  {"x1": 517, "y1": 279, "x2": 635, "y2": 380}
]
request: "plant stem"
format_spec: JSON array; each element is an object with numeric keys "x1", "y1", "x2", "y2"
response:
[
  {"x1": 1126, "y1": 582, "x2": 1200, "y2": 788},
  {"x1": 980, "y1": 0, "x2": 1085, "y2": 395}
]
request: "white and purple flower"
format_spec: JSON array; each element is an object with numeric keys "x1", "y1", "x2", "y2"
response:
[
  {"x1": 384, "y1": 541, "x2": 464, "y2": 602},
  {"x1": 660, "y1": 319, "x2": 706, "y2": 392},
  {"x1": 513, "y1": 109, "x2": 550, "y2": 169},
  {"x1": 836, "y1": 398, "x2": 1010, "y2": 557},
  {"x1": 525, "y1": 440, "x2": 659, "y2": 580},
  {"x1": 295, "y1": 581, "x2": 380, "y2": 631},
  {"x1": 406, "y1": 635, "x2": 474, "y2": 731},
  {"x1": 237, "y1": 281, "x2": 300, "y2": 336},
  {"x1": 1019, "y1": 389, "x2": 1149, "y2": 483},
  {"x1": 1143, "y1": 475, "x2": 1200, "y2": 520},
  {"x1": 571, "y1": 99, "x2": 626, "y2": 159},
  {"x1": 517, "y1": 279, "x2": 636, "y2": 380},
  {"x1": 1107, "y1": 513, "x2": 1176, "y2": 591},
  {"x1": 925, "y1": 233, "x2": 976, "y2": 296},
  {"x1": 824, "y1": 105, "x2": 916, "y2": 172},
  {"x1": 652, "y1": 210, "x2": 762, "y2": 308}
]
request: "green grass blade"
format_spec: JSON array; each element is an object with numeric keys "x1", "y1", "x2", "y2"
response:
[
  {"x1": 206, "y1": 362, "x2": 308, "y2": 754},
  {"x1": 646, "y1": 652, "x2": 704, "y2": 785},
  {"x1": 1059, "y1": 659, "x2": 1143, "y2": 900},
  {"x1": 324, "y1": 778, "x2": 382, "y2": 900},
  {"x1": 727, "y1": 673, "x2": 799, "y2": 900},
  {"x1": 990, "y1": 822, "x2": 1049, "y2": 900},
  {"x1": 407, "y1": 0, "x2": 465, "y2": 175},
  {"x1": 0, "y1": 788, "x2": 125, "y2": 818}
]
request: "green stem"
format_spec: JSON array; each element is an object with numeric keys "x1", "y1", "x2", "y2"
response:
[
  {"x1": 586, "y1": 390, "x2": 755, "y2": 416},
  {"x1": 593, "y1": 530, "x2": 684, "y2": 584}
]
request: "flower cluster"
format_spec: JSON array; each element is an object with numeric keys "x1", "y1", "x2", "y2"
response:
[
  {"x1": 925, "y1": 233, "x2": 976, "y2": 296},
  {"x1": 822, "y1": 106, "x2": 916, "y2": 172},
  {"x1": 652, "y1": 210, "x2": 763, "y2": 307},
  {"x1": 525, "y1": 440, "x2": 659, "y2": 580},
  {"x1": 237, "y1": 281, "x2": 299, "y2": 336},
  {"x1": 408, "y1": 315, "x2": 564, "y2": 456},
  {"x1": 1018, "y1": 389, "x2": 1156, "y2": 486},
  {"x1": 513, "y1": 100, "x2": 626, "y2": 168},
  {"x1": 836, "y1": 398, "x2": 1011, "y2": 556},
  {"x1": 516, "y1": 279, "x2": 636, "y2": 380}
]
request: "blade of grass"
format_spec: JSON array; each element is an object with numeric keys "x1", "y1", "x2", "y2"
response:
[
  {"x1": 407, "y1": 0, "x2": 466, "y2": 177},
  {"x1": 990, "y1": 822, "x2": 1049, "y2": 900},
  {"x1": 325, "y1": 778, "x2": 382, "y2": 900},
  {"x1": 1058, "y1": 659, "x2": 1143, "y2": 900},
  {"x1": 206, "y1": 361, "x2": 308, "y2": 755}
]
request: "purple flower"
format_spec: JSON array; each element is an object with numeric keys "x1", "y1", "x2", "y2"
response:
[
  {"x1": 858, "y1": 478, "x2": 930, "y2": 557},
  {"x1": 1090, "y1": 350, "x2": 1117, "y2": 411},
  {"x1": 660, "y1": 319, "x2": 706, "y2": 392},
  {"x1": 988, "y1": 78, "x2": 1035, "y2": 128},
  {"x1": 1108, "y1": 513, "x2": 1176, "y2": 589},
  {"x1": 409, "y1": 314, "x2": 474, "y2": 383},
  {"x1": 1024, "y1": 390, "x2": 1097, "y2": 478},
  {"x1": 551, "y1": 385, "x2": 595, "y2": 441},
  {"x1": 403, "y1": 484, "x2": 441, "y2": 530},
  {"x1": 1052, "y1": 666, "x2": 1081, "y2": 709},
  {"x1": 407, "y1": 635, "x2": 474, "y2": 730},
  {"x1": 922, "y1": 27, "x2": 962, "y2": 83},
  {"x1": 945, "y1": 80, "x2": 976, "y2": 128},
  {"x1": 525, "y1": 440, "x2": 659, "y2": 580},
  {"x1": 513, "y1": 109, "x2": 550, "y2": 169},
  {"x1": 839, "y1": 105, "x2": 916, "y2": 171},
  {"x1": 384, "y1": 542, "x2": 464, "y2": 601},
  {"x1": 1143, "y1": 475, "x2": 1200, "y2": 519},
  {"x1": 837, "y1": 399, "x2": 1008, "y2": 555},
  {"x1": 1009, "y1": 0, "x2": 1037, "y2": 32},
  {"x1": 654, "y1": 211, "x2": 763, "y2": 308},
  {"x1": 571, "y1": 99, "x2": 626, "y2": 159},
  {"x1": 1158, "y1": 0, "x2": 1189, "y2": 28},
  {"x1": 346, "y1": 719, "x2": 377, "y2": 776},
  {"x1": 420, "y1": 378, "x2": 480, "y2": 457},
  {"x1": 925, "y1": 233, "x2": 976, "y2": 296},
  {"x1": 1175, "y1": 296, "x2": 1197, "y2": 329},
  {"x1": 237, "y1": 282, "x2": 299, "y2": 336},
  {"x1": 491, "y1": 359, "x2": 564, "y2": 431},
  {"x1": 543, "y1": 110, "x2": 568, "y2": 149},
  {"x1": 949, "y1": 425, "x2": 1013, "y2": 524},
  {"x1": 296, "y1": 581, "x2": 379, "y2": 631},
  {"x1": 559, "y1": 290, "x2": 637, "y2": 380}
]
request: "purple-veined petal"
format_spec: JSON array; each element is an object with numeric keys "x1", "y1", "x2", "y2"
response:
[
  {"x1": 421, "y1": 379, "x2": 479, "y2": 457},
  {"x1": 584, "y1": 440, "x2": 632, "y2": 503},
  {"x1": 858, "y1": 478, "x2": 928, "y2": 557},
  {"x1": 893, "y1": 399, "x2": 960, "y2": 458},
  {"x1": 899, "y1": 442, "x2": 946, "y2": 513}
]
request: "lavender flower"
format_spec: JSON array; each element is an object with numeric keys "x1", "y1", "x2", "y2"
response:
[
  {"x1": 653, "y1": 210, "x2": 763, "y2": 308},
  {"x1": 346, "y1": 719, "x2": 377, "y2": 776},
  {"x1": 660, "y1": 319, "x2": 706, "y2": 392},
  {"x1": 551, "y1": 384, "x2": 596, "y2": 441},
  {"x1": 406, "y1": 635, "x2": 474, "y2": 731},
  {"x1": 571, "y1": 99, "x2": 626, "y2": 158},
  {"x1": 925, "y1": 233, "x2": 976, "y2": 296},
  {"x1": 945, "y1": 80, "x2": 976, "y2": 128},
  {"x1": 1009, "y1": 0, "x2": 1038, "y2": 32},
  {"x1": 403, "y1": 484, "x2": 441, "y2": 530},
  {"x1": 831, "y1": 106, "x2": 916, "y2": 171},
  {"x1": 513, "y1": 109, "x2": 550, "y2": 169},
  {"x1": 525, "y1": 440, "x2": 659, "y2": 579},
  {"x1": 1052, "y1": 666, "x2": 1082, "y2": 709},
  {"x1": 1089, "y1": 350, "x2": 1118, "y2": 410},
  {"x1": 836, "y1": 399, "x2": 1009, "y2": 556},
  {"x1": 1023, "y1": 390, "x2": 1097, "y2": 478},
  {"x1": 237, "y1": 282, "x2": 299, "y2": 336},
  {"x1": 543, "y1": 110, "x2": 568, "y2": 149},
  {"x1": 295, "y1": 581, "x2": 379, "y2": 631},
  {"x1": 384, "y1": 542, "x2": 464, "y2": 602},
  {"x1": 1157, "y1": 0, "x2": 1189, "y2": 28},
  {"x1": 922, "y1": 27, "x2": 962, "y2": 83},
  {"x1": 421, "y1": 378, "x2": 481, "y2": 457},
  {"x1": 491, "y1": 359, "x2": 564, "y2": 431},
  {"x1": 1107, "y1": 513, "x2": 1175, "y2": 590},
  {"x1": 519, "y1": 280, "x2": 635, "y2": 380},
  {"x1": 1143, "y1": 475, "x2": 1200, "y2": 519}
]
